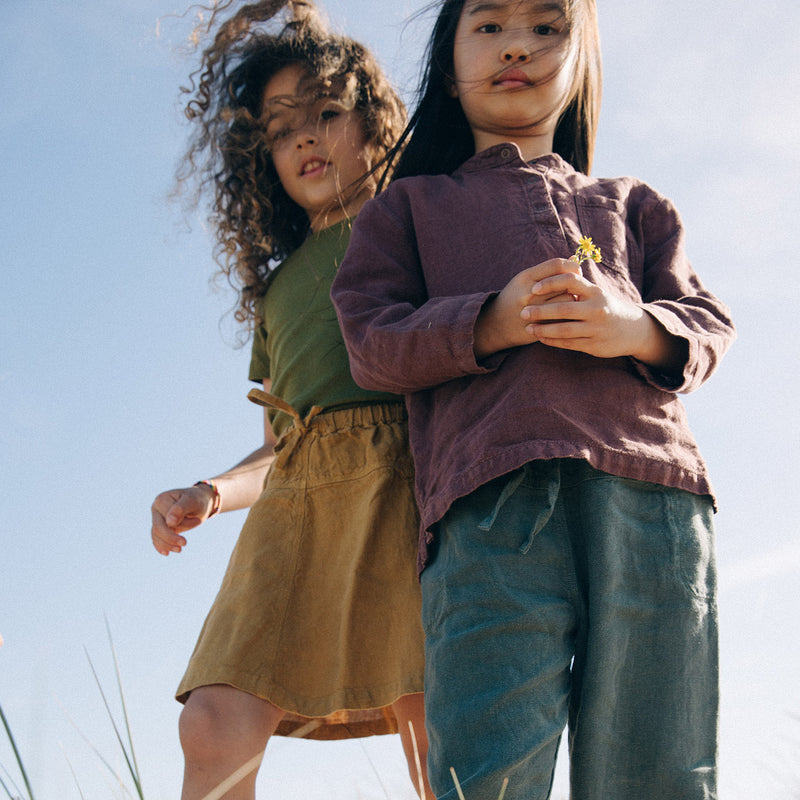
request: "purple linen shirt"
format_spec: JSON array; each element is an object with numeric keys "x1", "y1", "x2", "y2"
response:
[{"x1": 331, "y1": 146, "x2": 736, "y2": 573}]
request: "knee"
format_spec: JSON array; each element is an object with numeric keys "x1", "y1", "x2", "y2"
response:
[
  {"x1": 179, "y1": 687, "x2": 272, "y2": 765},
  {"x1": 179, "y1": 691, "x2": 227, "y2": 763}
]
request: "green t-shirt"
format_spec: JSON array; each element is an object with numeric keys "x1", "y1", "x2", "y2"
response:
[{"x1": 249, "y1": 219, "x2": 398, "y2": 437}]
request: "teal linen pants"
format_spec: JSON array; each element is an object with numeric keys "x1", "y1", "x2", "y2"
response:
[{"x1": 421, "y1": 459, "x2": 718, "y2": 800}]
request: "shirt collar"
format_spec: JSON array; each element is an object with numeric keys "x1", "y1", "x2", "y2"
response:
[{"x1": 455, "y1": 143, "x2": 573, "y2": 176}]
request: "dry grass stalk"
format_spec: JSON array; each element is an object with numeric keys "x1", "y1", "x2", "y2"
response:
[
  {"x1": 200, "y1": 753, "x2": 263, "y2": 800},
  {"x1": 407, "y1": 720, "x2": 427, "y2": 800},
  {"x1": 450, "y1": 767, "x2": 509, "y2": 800}
]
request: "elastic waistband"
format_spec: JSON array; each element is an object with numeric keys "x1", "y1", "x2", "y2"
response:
[{"x1": 247, "y1": 388, "x2": 406, "y2": 436}]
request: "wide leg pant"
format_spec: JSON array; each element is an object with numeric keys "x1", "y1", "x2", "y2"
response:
[{"x1": 421, "y1": 460, "x2": 718, "y2": 800}]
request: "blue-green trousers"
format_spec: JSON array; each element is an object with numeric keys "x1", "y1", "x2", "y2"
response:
[{"x1": 421, "y1": 460, "x2": 718, "y2": 800}]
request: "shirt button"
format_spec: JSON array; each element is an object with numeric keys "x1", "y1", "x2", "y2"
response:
[{"x1": 501, "y1": 148, "x2": 511, "y2": 159}]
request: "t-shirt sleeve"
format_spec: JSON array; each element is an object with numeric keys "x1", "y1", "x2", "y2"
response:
[{"x1": 248, "y1": 324, "x2": 271, "y2": 383}]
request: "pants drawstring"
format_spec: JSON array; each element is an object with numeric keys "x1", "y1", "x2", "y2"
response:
[{"x1": 247, "y1": 388, "x2": 323, "y2": 435}]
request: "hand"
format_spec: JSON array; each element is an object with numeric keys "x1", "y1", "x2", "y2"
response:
[
  {"x1": 150, "y1": 484, "x2": 216, "y2": 556},
  {"x1": 473, "y1": 259, "x2": 581, "y2": 359},
  {"x1": 521, "y1": 272, "x2": 687, "y2": 371}
]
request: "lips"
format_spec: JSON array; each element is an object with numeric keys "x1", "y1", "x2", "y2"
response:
[
  {"x1": 300, "y1": 156, "x2": 328, "y2": 177},
  {"x1": 494, "y1": 68, "x2": 531, "y2": 87}
]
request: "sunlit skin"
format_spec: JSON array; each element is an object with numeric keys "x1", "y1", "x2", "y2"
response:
[
  {"x1": 263, "y1": 63, "x2": 373, "y2": 231},
  {"x1": 450, "y1": 0, "x2": 574, "y2": 160},
  {"x1": 463, "y1": 0, "x2": 688, "y2": 375}
]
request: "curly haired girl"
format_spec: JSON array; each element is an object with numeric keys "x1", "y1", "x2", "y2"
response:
[{"x1": 151, "y1": 3, "x2": 429, "y2": 797}]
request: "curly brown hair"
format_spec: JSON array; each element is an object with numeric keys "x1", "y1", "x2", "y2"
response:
[{"x1": 177, "y1": 0, "x2": 406, "y2": 332}]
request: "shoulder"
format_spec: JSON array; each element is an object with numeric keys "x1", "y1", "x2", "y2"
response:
[
  {"x1": 565, "y1": 170, "x2": 657, "y2": 201},
  {"x1": 567, "y1": 172, "x2": 681, "y2": 223},
  {"x1": 382, "y1": 173, "x2": 458, "y2": 206},
  {"x1": 355, "y1": 173, "x2": 458, "y2": 231}
]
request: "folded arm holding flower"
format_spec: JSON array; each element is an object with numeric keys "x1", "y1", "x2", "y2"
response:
[{"x1": 473, "y1": 239, "x2": 689, "y2": 376}]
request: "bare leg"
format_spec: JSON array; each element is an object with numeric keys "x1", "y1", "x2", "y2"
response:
[
  {"x1": 392, "y1": 692, "x2": 433, "y2": 799},
  {"x1": 179, "y1": 684, "x2": 285, "y2": 800}
]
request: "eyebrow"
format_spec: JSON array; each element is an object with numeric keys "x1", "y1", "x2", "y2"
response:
[{"x1": 465, "y1": 0, "x2": 564, "y2": 15}]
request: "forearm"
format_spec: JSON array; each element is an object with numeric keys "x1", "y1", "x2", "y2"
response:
[
  {"x1": 205, "y1": 443, "x2": 275, "y2": 513},
  {"x1": 473, "y1": 295, "x2": 506, "y2": 360},
  {"x1": 637, "y1": 299, "x2": 735, "y2": 392},
  {"x1": 627, "y1": 309, "x2": 689, "y2": 378},
  {"x1": 340, "y1": 293, "x2": 499, "y2": 393}
]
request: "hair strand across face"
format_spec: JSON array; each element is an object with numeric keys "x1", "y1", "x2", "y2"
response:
[
  {"x1": 175, "y1": 0, "x2": 406, "y2": 337},
  {"x1": 382, "y1": 0, "x2": 600, "y2": 184}
]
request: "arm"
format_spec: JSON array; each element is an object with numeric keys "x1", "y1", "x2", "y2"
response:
[
  {"x1": 514, "y1": 271, "x2": 689, "y2": 375},
  {"x1": 333, "y1": 196, "x2": 579, "y2": 392},
  {"x1": 150, "y1": 379, "x2": 277, "y2": 556},
  {"x1": 516, "y1": 194, "x2": 734, "y2": 389},
  {"x1": 473, "y1": 259, "x2": 582, "y2": 359}
]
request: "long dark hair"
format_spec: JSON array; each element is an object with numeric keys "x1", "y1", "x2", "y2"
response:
[{"x1": 384, "y1": 0, "x2": 601, "y2": 183}]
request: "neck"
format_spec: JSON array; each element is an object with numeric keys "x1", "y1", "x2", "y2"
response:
[{"x1": 307, "y1": 184, "x2": 372, "y2": 233}]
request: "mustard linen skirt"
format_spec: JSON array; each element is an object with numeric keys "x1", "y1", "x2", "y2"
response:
[{"x1": 176, "y1": 394, "x2": 424, "y2": 740}]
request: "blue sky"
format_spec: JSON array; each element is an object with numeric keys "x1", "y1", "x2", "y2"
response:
[{"x1": 1, "y1": 1, "x2": 799, "y2": 798}]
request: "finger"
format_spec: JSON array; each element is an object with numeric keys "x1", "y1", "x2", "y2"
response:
[
  {"x1": 522, "y1": 297, "x2": 585, "y2": 324},
  {"x1": 164, "y1": 506, "x2": 206, "y2": 532},
  {"x1": 519, "y1": 258, "x2": 581, "y2": 287},
  {"x1": 525, "y1": 323, "x2": 588, "y2": 347},
  {"x1": 151, "y1": 527, "x2": 187, "y2": 556},
  {"x1": 533, "y1": 332, "x2": 588, "y2": 351},
  {"x1": 530, "y1": 272, "x2": 585, "y2": 296},
  {"x1": 543, "y1": 291, "x2": 578, "y2": 304},
  {"x1": 151, "y1": 509, "x2": 189, "y2": 554}
]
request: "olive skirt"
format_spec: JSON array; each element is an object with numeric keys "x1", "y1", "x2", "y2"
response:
[{"x1": 176, "y1": 394, "x2": 424, "y2": 740}]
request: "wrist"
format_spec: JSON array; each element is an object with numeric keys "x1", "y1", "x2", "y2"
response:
[
  {"x1": 194, "y1": 480, "x2": 221, "y2": 518},
  {"x1": 630, "y1": 312, "x2": 687, "y2": 376},
  {"x1": 474, "y1": 297, "x2": 503, "y2": 360}
]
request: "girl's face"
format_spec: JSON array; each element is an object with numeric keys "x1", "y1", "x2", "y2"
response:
[
  {"x1": 262, "y1": 63, "x2": 372, "y2": 231},
  {"x1": 449, "y1": 0, "x2": 574, "y2": 159}
]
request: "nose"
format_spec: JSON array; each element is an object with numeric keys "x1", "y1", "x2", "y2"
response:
[
  {"x1": 292, "y1": 117, "x2": 318, "y2": 148},
  {"x1": 502, "y1": 37, "x2": 531, "y2": 63},
  {"x1": 294, "y1": 129, "x2": 317, "y2": 148}
]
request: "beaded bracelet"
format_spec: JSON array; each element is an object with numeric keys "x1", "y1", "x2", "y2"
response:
[{"x1": 194, "y1": 480, "x2": 221, "y2": 518}]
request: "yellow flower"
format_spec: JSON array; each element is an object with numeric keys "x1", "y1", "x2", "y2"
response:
[{"x1": 572, "y1": 235, "x2": 602, "y2": 263}]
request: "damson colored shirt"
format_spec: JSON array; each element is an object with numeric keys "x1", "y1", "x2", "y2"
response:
[{"x1": 331, "y1": 146, "x2": 736, "y2": 573}]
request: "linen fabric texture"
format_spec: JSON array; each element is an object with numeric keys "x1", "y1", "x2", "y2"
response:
[
  {"x1": 176, "y1": 399, "x2": 424, "y2": 739},
  {"x1": 177, "y1": 221, "x2": 424, "y2": 739},
  {"x1": 421, "y1": 460, "x2": 719, "y2": 800},
  {"x1": 331, "y1": 146, "x2": 736, "y2": 573}
]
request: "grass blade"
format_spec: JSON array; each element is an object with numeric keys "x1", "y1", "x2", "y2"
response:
[
  {"x1": 0, "y1": 771, "x2": 21, "y2": 800},
  {"x1": 104, "y1": 620, "x2": 142, "y2": 795},
  {"x1": 84, "y1": 648, "x2": 144, "y2": 798},
  {"x1": 0, "y1": 704, "x2": 35, "y2": 800}
]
